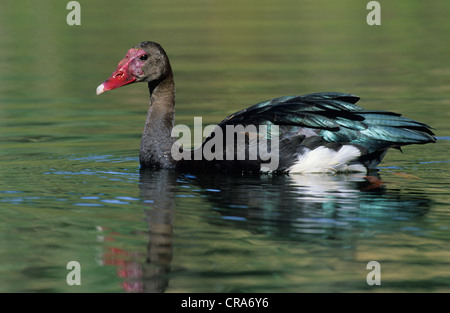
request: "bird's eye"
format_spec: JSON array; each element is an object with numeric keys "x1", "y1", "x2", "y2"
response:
[{"x1": 139, "y1": 54, "x2": 148, "y2": 61}]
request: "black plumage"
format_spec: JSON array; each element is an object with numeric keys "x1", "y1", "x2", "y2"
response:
[{"x1": 203, "y1": 92, "x2": 436, "y2": 172}]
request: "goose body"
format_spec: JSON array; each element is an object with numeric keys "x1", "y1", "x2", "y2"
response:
[{"x1": 96, "y1": 41, "x2": 436, "y2": 174}]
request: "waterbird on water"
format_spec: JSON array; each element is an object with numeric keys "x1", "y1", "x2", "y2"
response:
[{"x1": 96, "y1": 41, "x2": 436, "y2": 174}]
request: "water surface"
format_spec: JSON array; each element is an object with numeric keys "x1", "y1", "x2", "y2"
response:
[{"x1": 0, "y1": 0, "x2": 449, "y2": 292}]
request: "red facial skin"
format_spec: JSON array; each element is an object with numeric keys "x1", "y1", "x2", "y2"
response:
[{"x1": 96, "y1": 48, "x2": 147, "y2": 95}]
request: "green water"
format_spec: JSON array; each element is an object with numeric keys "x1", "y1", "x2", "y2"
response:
[{"x1": 0, "y1": 0, "x2": 449, "y2": 292}]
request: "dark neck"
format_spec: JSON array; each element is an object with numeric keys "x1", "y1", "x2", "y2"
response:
[{"x1": 139, "y1": 71, "x2": 176, "y2": 168}]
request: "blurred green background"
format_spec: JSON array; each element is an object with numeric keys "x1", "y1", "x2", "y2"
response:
[{"x1": 0, "y1": 0, "x2": 449, "y2": 292}]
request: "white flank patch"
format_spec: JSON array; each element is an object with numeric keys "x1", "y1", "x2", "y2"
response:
[{"x1": 288, "y1": 145, "x2": 367, "y2": 174}]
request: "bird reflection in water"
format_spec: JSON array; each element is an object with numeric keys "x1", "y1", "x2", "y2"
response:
[
  {"x1": 99, "y1": 169, "x2": 176, "y2": 292},
  {"x1": 98, "y1": 169, "x2": 431, "y2": 292}
]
